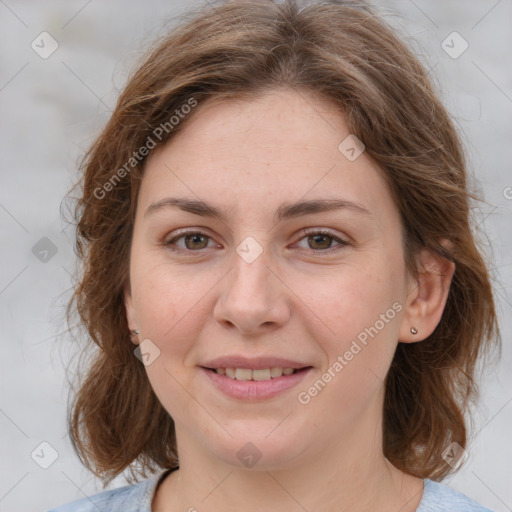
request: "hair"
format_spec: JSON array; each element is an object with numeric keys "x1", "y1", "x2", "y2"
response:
[{"x1": 65, "y1": 0, "x2": 500, "y2": 486}]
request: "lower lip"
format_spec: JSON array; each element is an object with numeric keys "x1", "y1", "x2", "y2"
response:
[{"x1": 201, "y1": 367, "x2": 313, "y2": 400}]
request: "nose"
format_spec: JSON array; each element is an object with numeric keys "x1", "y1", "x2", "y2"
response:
[{"x1": 213, "y1": 248, "x2": 291, "y2": 335}]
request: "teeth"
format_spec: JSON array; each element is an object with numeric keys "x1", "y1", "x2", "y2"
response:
[
  {"x1": 235, "y1": 368, "x2": 252, "y2": 381},
  {"x1": 270, "y1": 367, "x2": 283, "y2": 378},
  {"x1": 252, "y1": 369, "x2": 271, "y2": 381},
  {"x1": 214, "y1": 367, "x2": 298, "y2": 380}
]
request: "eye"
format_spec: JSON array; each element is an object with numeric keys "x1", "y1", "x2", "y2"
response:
[
  {"x1": 294, "y1": 229, "x2": 351, "y2": 253},
  {"x1": 164, "y1": 228, "x2": 351, "y2": 255},
  {"x1": 164, "y1": 230, "x2": 217, "y2": 252}
]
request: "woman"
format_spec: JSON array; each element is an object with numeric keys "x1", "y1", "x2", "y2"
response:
[{"x1": 50, "y1": 0, "x2": 499, "y2": 510}]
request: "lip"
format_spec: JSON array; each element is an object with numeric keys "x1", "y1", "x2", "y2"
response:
[
  {"x1": 200, "y1": 366, "x2": 313, "y2": 400},
  {"x1": 201, "y1": 355, "x2": 310, "y2": 370}
]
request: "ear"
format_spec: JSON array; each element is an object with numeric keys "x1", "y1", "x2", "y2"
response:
[
  {"x1": 399, "y1": 243, "x2": 455, "y2": 343},
  {"x1": 123, "y1": 282, "x2": 139, "y2": 345}
]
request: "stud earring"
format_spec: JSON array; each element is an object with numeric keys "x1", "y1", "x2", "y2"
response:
[
  {"x1": 130, "y1": 329, "x2": 140, "y2": 342},
  {"x1": 410, "y1": 327, "x2": 418, "y2": 335}
]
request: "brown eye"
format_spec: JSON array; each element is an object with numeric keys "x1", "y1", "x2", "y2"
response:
[
  {"x1": 307, "y1": 233, "x2": 334, "y2": 250},
  {"x1": 165, "y1": 231, "x2": 214, "y2": 252},
  {"x1": 295, "y1": 229, "x2": 351, "y2": 253},
  {"x1": 182, "y1": 233, "x2": 209, "y2": 250}
]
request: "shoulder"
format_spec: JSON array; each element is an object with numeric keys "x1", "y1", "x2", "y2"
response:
[
  {"x1": 417, "y1": 478, "x2": 494, "y2": 512},
  {"x1": 45, "y1": 474, "x2": 161, "y2": 512}
]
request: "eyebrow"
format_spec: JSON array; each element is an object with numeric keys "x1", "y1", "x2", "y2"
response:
[{"x1": 144, "y1": 197, "x2": 372, "y2": 223}]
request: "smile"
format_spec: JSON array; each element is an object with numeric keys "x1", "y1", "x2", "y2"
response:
[
  {"x1": 209, "y1": 367, "x2": 299, "y2": 380},
  {"x1": 201, "y1": 366, "x2": 313, "y2": 400}
]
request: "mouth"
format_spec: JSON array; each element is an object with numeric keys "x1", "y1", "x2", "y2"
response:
[
  {"x1": 202, "y1": 366, "x2": 311, "y2": 381},
  {"x1": 200, "y1": 366, "x2": 314, "y2": 400}
]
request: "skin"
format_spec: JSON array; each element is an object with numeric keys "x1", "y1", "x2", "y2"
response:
[{"x1": 124, "y1": 87, "x2": 455, "y2": 512}]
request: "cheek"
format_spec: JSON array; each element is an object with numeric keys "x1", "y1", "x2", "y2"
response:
[
  {"x1": 131, "y1": 251, "x2": 210, "y2": 337},
  {"x1": 132, "y1": 262, "x2": 210, "y2": 415},
  {"x1": 294, "y1": 300, "x2": 401, "y2": 431},
  {"x1": 291, "y1": 252, "x2": 404, "y2": 396},
  {"x1": 293, "y1": 253, "x2": 403, "y2": 339}
]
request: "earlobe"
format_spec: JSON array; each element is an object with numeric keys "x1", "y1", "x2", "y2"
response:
[
  {"x1": 123, "y1": 284, "x2": 140, "y2": 345},
  {"x1": 399, "y1": 246, "x2": 455, "y2": 343},
  {"x1": 130, "y1": 329, "x2": 140, "y2": 345}
]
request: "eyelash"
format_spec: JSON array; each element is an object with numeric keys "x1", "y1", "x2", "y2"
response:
[{"x1": 163, "y1": 228, "x2": 351, "y2": 255}]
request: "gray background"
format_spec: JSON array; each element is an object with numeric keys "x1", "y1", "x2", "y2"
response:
[{"x1": 0, "y1": 1, "x2": 511, "y2": 511}]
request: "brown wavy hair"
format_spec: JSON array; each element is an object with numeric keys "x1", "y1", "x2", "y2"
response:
[{"x1": 65, "y1": 0, "x2": 500, "y2": 485}]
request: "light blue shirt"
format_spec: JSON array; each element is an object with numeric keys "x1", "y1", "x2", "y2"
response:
[{"x1": 47, "y1": 471, "x2": 494, "y2": 511}]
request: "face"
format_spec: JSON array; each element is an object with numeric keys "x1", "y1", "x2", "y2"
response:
[{"x1": 125, "y1": 88, "x2": 414, "y2": 470}]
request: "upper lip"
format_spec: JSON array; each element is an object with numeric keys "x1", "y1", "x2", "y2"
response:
[{"x1": 201, "y1": 356, "x2": 312, "y2": 370}]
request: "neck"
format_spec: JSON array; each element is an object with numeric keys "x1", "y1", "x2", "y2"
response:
[
  {"x1": 154, "y1": 454, "x2": 422, "y2": 512},
  {"x1": 152, "y1": 392, "x2": 424, "y2": 512}
]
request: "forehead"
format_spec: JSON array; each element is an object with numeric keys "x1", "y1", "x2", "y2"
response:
[{"x1": 138, "y1": 88, "x2": 396, "y2": 223}]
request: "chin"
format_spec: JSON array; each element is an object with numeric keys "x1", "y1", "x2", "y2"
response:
[{"x1": 207, "y1": 428, "x2": 309, "y2": 471}]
